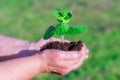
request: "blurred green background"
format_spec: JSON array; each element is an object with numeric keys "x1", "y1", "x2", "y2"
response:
[{"x1": 0, "y1": 0, "x2": 120, "y2": 80}]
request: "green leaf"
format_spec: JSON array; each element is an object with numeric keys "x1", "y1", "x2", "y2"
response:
[
  {"x1": 65, "y1": 26, "x2": 87, "y2": 34},
  {"x1": 57, "y1": 19, "x2": 63, "y2": 23},
  {"x1": 43, "y1": 26, "x2": 56, "y2": 40},
  {"x1": 53, "y1": 10, "x2": 63, "y2": 20},
  {"x1": 58, "y1": 12, "x2": 64, "y2": 17},
  {"x1": 55, "y1": 23, "x2": 69, "y2": 36},
  {"x1": 64, "y1": 11, "x2": 72, "y2": 20},
  {"x1": 61, "y1": 8, "x2": 68, "y2": 16}
]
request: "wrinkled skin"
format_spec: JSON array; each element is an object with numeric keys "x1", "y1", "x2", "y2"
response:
[
  {"x1": 29, "y1": 38, "x2": 89, "y2": 75},
  {"x1": 0, "y1": 36, "x2": 89, "y2": 80}
]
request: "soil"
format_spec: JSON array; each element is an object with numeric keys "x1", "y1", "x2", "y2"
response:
[{"x1": 40, "y1": 41, "x2": 83, "y2": 51}]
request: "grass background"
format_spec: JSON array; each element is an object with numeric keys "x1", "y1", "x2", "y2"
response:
[{"x1": 0, "y1": 0, "x2": 120, "y2": 80}]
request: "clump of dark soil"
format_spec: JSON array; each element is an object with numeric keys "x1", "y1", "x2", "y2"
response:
[{"x1": 40, "y1": 41, "x2": 83, "y2": 51}]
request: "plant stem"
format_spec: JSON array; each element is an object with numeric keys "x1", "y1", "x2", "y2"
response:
[{"x1": 61, "y1": 35, "x2": 64, "y2": 44}]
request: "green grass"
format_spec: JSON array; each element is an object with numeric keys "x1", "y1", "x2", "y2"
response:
[{"x1": 0, "y1": 0, "x2": 120, "y2": 80}]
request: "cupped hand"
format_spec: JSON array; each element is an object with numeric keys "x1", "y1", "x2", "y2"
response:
[
  {"x1": 29, "y1": 38, "x2": 68, "y2": 50},
  {"x1": 29, "y1": 38, "x2": 89, "y2": 75},
  {"x1": 40, "y1": 44, "x2": 88, "y2": 75}
]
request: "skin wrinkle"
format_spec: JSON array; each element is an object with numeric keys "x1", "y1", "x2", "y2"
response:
[
  {"x1": 71, "y1": 55, "x2": 85, "y2": 70},
  {"x1": 63, "y1": 60, "x2": 79, "y2": 70},
  {"x1": 45, "y1": 51, "x2": 78, "y2": 68},
  {"x1": 62, "y1": 51, "x2": 80, "y2": 60},
  {"x1": 46, "y1": 64, "x2": 72, "y2": 75},
  {"x1": 40, "y1": 42, "x2": 89, "y2": 75},
  {"x1": 64, "y1": 47, "x2": 88, "y2": 71},
  {"x1": 0, "y1": 35, "x2": 89, "y2": 79},
  {"x1": 45, "y1": 50, "x2": 85, "y2": 72},
  {"x1": 72, "y1": 46, "x2": 89, "y2": 70}
]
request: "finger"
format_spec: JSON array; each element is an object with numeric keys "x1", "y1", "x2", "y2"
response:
[
  {"x1": 37, "y1": 38, "x2": 70, "y2": 48},
  {"x1": 62, "y1": 51, "x2": 81, "y2": 60},
  {"x1": 82, "y1": 43, "x2": 89, "y2": 54},
  {"x1": 35, "y1": 38, "x2": 50, "y2": 49},
  {"x1": 55, "y1": 57, "x2": 84, "y2": 76},
  {"x1": 70, "y1": 53, "x2": 86, "y2": 70},
  {"x1": 37, "y1": 38, "x2": 50, "y2": 44},
  {"x1": 78, "y1": 44, "x2": 89, "y2": 59},
  {"x1": 83, "y1": 48, "x2": 89, "y2": 59},
  {"x1": 62, "y1": 56, "x2": 82, "y2": 68},
  {"x1": 44, "y1": 49, "x2": 81, "y2": 60},
  {"x1": 50, "y1": 37, "x2": 70, "y2": 43}
]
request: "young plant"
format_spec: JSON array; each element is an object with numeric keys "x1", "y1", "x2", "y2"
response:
[{"x1": 43, "y1": 8, "x2": 87, "y2": 43}]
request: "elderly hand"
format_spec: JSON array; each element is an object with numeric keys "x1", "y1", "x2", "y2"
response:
[
  {"x1": 29, "y1": 38, "x2": 89, "y2": 75},
  {"x1": 0, "y1": 36, "x2": 89, "y2": 80}
]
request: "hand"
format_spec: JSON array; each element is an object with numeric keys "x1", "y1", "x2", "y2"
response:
[
  {"x1": 40, "y1": 44, "x2": 88, "y2": 75},
  {"x1": 29, "y1": 38, "x2": 89, "y2": 75},
  {"x1": 0, "y1": 36, "x2": 88, "y2": 80},
  {"x1": 28, "y1": 37, "x2": 69, "y2": 50}
]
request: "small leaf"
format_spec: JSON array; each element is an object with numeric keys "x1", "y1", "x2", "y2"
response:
[
  {"x1": 61, "y1": 8, "x2": 68, "y2": 16},
  {"x1": 43, "y1": 26, "x2": 56, "y2": 40},
  {"x1": 53, "y1": 10, "x2": 59, "y2": 17},
  {"x1": 53, "y1": 10, "x2": 63, "y2": 20},
  {"x1": 57, "y1": 19, "x2": 63, "y2": 23},
  {"x1": 55, "y1": 23, "x2": 69, "y2": 36},
  {"x1": 65, "y1": 26, "x2": 87, "y2": 34},
  {"x1": 58, "y1": 12, "x2": 64, "y2": 17},
  {"x1": 64, "y1": 11, "x2": 72, "y2": 20}
]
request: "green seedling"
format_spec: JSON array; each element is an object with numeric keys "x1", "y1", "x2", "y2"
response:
[{"x1": 44, "y1": 8, "x2": 87, "y2": 44}]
